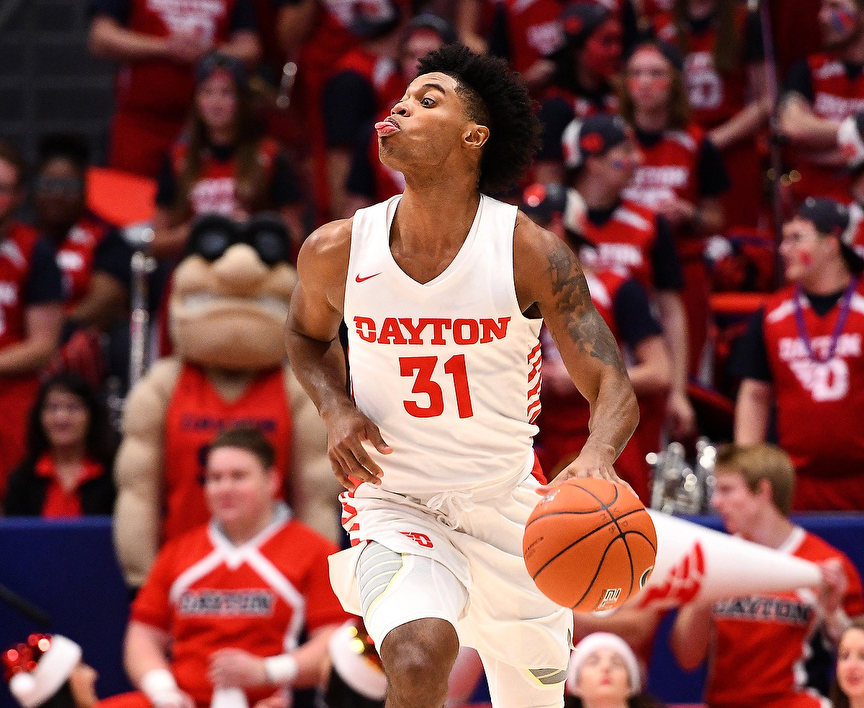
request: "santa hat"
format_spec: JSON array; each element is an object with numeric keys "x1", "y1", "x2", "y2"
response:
[
  {"x1": 328, "y1": 620, "x2": 387, "y2": 701},
  {"x1": 3, "y1": 635, "x2": 82, "y2": 708},
  {"x1": 566, "y1": 632, "x2": 641, "y2": 697}
]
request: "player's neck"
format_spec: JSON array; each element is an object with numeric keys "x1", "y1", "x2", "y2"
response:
[
  {"x1": 395, "y1": 185, "x2": 481, "y2": 250},
  {"x1": 800, "y1": 263, "x2": 852, "y2": 296}
]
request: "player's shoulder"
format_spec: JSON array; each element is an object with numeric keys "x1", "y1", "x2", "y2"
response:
[{"x1": 295, "y1": 216, "x2": 353, "y2": 280}]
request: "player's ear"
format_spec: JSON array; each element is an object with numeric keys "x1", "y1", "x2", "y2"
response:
[{"x1": 463, "y1": 123, "x2": 490, "y2": 150}]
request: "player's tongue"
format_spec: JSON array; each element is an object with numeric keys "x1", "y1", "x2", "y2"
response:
[{"x1": 375, "y1": 120, "x2": 400, "y2": 137}]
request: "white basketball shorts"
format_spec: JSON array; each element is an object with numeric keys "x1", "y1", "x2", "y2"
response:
[{"x1": 328, "y1": 471, "x2": 573, "y2": 707}]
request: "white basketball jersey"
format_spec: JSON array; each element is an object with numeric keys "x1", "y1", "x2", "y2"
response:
[{"x1": 344, "y1": 194, "x2": 542, "y2": 497}]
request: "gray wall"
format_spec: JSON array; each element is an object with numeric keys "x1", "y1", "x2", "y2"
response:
[{"x1": 0, "y1": 0, "x2": 115, "y2": 168}]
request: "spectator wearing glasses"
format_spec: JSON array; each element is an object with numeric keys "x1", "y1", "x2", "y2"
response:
[{"x1": 732, "y1": 197, "x2": 864, "y2": 510}]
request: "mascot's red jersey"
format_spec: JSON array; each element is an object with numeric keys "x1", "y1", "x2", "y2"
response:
[{"x1": 162, "y1": 365, "x2": 293, "y2": 540}]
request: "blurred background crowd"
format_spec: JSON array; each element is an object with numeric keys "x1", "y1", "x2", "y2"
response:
[{"x1": 2, "y1": 0, "x2": 864, "y2": 707}]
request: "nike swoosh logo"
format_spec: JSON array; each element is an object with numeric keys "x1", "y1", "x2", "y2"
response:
[{"x1": 355, "y1": 272, "x2": 381, "y2": 283}]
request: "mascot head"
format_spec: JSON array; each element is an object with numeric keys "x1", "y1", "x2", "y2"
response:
[{"x1": 170, "y1": 213, "x2": 296, "y2": 370}]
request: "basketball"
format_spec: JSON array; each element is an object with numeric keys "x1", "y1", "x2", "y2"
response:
[{"x1": 522, "y1": 478, "x2": 657, "y2": 612}]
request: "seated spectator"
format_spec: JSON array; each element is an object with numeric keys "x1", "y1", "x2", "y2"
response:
[
  {"x1": 34, "y1": 134, "x2": 132, "y2": 334},
  {"x1": 3, "y1": 634, "x2": 98, "y2": 708},
  {"x1": 778, "y1": 0, "x2": 864, "y2": 203},
  {"x1": 0, "y1": 141, "x2": 64, "y2": 497},
  {"x1": 656, "y1": 0, "x2": 771, "y2": 229},
  {"x1": 535, "y1": 3, "x2": 624, "y2": 184},
  {"x1": 670, "y1": 442, "x2": 864, "y2": 708},
  {"x1": 152, "y1": 52, "x2": 306, "y2": 260},
  {"x1": 120, "y1": 427, "x2": 347, "y2": 708},
  {"x1": 32, "y1": 133, "x2": 134, "y2": 389},
  {"x1": 87, "y1": 0, "x2": 260, "y2": 178},
  {"x1": 4, "y1": 373, "x2": 116, "y2": 518},
  {"x1": 619, "y1": 39, "x2": 730, "y2": 378},
  {"x1": 732, "y1": 197, "x2": 864, "y2": 511},
  {"x1": 832, "y1": 616, "x2": 864, "y2": 708},
  {"x1": 560, "y1": 114, "x2": 692, "y2": 444},
  {"x1": 565, "y1": 632, "x2": 666, "y2": 708}
]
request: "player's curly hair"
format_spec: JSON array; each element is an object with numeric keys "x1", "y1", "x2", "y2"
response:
[{"x1": 416, "y1": 44, "x2": 540, "y2": 194}]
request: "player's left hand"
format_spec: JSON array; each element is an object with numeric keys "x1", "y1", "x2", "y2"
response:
[
  {"x1": 537, "y1": 443, "x2": 635, "y2": 497},
  {"x1": 208, "y1": 649, "x2": 268, "y2": 688}
]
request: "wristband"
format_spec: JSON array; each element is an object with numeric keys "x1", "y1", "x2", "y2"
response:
[
  {"x1": 263, "y1": 655, "x2": 299, "y2": 685},
  {"x1": 141, "y1": 669, "x2": 180, "y2": 704}
]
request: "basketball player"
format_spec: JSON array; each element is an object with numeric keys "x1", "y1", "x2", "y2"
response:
[{"x1": 284, "y1": 44, "x2": 639, "y2": 708}]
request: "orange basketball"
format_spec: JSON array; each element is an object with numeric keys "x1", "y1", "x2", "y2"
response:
[{"x1": 522, "y1": 478, "x2": 657, "y2": 612}]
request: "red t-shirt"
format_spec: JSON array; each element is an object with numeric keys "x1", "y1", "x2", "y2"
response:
[
  {"x1": 761, "y1": 280, "x2": 864, "y2": 485},
  {"x1": 132, "y1": 508, "x2": 348, "y2": 706},
  {"x1": 705, "y1": 527, "x2": 864, "y2": 708}
]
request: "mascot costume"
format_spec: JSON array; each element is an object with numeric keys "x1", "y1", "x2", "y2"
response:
[{"x1": 113, "y1": 215, "x2": 338, "y2": 587}]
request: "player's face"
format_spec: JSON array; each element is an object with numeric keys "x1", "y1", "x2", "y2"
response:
[
  {"x1": 710, "y1": 470, "x2": 762, "y2": 537},
  {"x1": 41, "y1": 388, "x2": 90, "y2": 451},
  {"x1": 625, "y1": 47, "x2": 673, "y2": 114},
  {"x1": 204, "y1": 447, "x2": 277, "y2": 528},
  {"x1": 779, "y1": 217, "x2": 833, "y2": 283},
  {"x1": 377, "y1": 72, "x2": 477, "y2": 172},
  {"x1": 0, "y1": 157, "x2": 22, "y2": 223},
  {"x1": 34, "y1": 158, "x2": 85, "y2": 229},
  {"x1": 819, "y1": 0, "x2": 861, "y2": 49},
  {"x1": 838, "y1": 627, "x2": 864, "y2": 700},
  {"x1": 196, "y1": 70, "x2": 239, "y2": 135},
  {"x1": 572, "y1": 647, "x2": 632, "y2": 701}
]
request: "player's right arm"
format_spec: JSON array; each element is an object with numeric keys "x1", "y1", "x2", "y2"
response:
[{"x1": 284, "y1": 220, "x2": 391, "y2": 491}]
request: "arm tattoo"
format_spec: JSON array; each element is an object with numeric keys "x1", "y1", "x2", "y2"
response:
[{"x1": 546, "y1": 244, "x2": 628, "y2": 376}]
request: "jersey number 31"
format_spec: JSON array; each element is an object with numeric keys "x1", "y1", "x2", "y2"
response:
[{"x1": 400, "y1": 355, "x2": 474, "y2": 419}]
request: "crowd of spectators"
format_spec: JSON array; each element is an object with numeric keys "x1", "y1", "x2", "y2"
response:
[{"x1": 2, "y1": 0, "x2": 864, "y2": 705}]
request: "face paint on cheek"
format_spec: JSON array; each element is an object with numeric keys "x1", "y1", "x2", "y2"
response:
[{"x1": 800, "y1": 251, "x2": 814, "y2": 268}]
